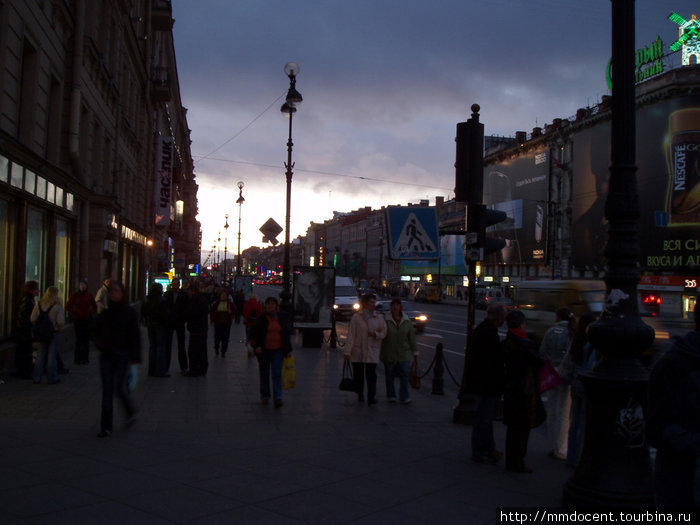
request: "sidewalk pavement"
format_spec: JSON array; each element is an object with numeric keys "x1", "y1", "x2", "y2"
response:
[{"x1": 1, "y1": 323, "x2": 571, "y2": 525}]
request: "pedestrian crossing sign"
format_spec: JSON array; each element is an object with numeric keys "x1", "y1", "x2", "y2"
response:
[{"x1": 385, "y1": 206, "x2": 440, "y2": 260}]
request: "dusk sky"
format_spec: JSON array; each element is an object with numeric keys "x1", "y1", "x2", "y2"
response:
[{"x1": 169, "y1": 1, "x2": 698, "y2": 262}]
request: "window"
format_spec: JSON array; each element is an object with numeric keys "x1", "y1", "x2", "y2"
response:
[
  {"x1": 0, "y1": 199, "x2": 12, "y2": 337},
  {"x1": 0, "y1": 155, "x2": 8, "y2": 184},
  {"x1": 24, "y1": 170, "x2": 36, "y2": 194},
  {"x1": 25, "y1": 209, "x2": 46, "y2": 288},
  {"x1": 54, "y1": 220, "x2": 70, "y2": 304},
  {"x1": 19, "y1": 40, "x2": 38, "y2": 145},
  {"x1": 10, "y1": 163, "x2": 23, "y2": 188}
]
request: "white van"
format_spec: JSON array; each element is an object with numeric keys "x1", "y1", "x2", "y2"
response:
[
  {"x1": 512, "y1": 280, "x2": 606, "y2": 343},
  {"x1": 333, "y1": 276, "x2": 360, "y2": 320}
]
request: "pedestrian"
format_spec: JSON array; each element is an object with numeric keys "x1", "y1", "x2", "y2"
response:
[
  {"x1": 250, "y1": 296, "x2": 293, "y2": 408},
  {"x1": 344, "y1": 293, "x2": 387, "y2": 405},
  {"x1": 502, "y1": 309, "x2": 546, "y2": 473},
  {"x1": 563, "y1": 313, "x2": 597, "y2": 468},
  {"x1": 31, "y1": 286, "x2": 65, "y2": 385},
  {"x1": 210, "y1": 289, "x2": 235, "y2": 357},
  {"x1": 66, "y1": 279, "x2": 97, "y2": 365},
  {"x1": 185, "y1": 282, "x2": 210, "y2": 376},
  {"x1": 380, "y1": 298, "x2": 418, "y2": 405},
  {"x1": 164, "y1": 280, "x2": 189, "y2": 372},
  {"x1": 242, "y1": 293, "x2": 263, "y2": 356},
  {"x1": 141, "y1": 282, "x2": 170, "y2": 377},
  {"x1": 95, "y1": 277, "x2": 111, "y2": 314},
  {"x1": 465, "y1": 302, "x2": 507, "y2": 465},
  {"x1": 647, "y1": 303, "x2": 700, "y2": 510},
  {"x1": 539, "y1": 307, "x2": 575, "y2": 460},
  {"x1": 91, "y1": 281, "x2": 141, "y2": 438},
  {"x1": 13, "y1": 280, "x2": 39, "y2": 379}
]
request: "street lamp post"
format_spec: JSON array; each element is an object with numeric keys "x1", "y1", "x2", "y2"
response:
[
  {"x1": 236, "y1": 181, "x2": 245, "y2": 276},
  {"x1": 563, "y1": 0, "x2": 655, "y2": 509},
  {"x1": 280, "y1": 62, "x2": 303, "y2": 314},
  {"x1": 223, "y1": 215, "x2": 229, "y2": 283}
]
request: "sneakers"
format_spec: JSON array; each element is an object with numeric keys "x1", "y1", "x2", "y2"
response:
[
  {"x1": 274, "y1": 399, "x2": 284, "y2": 409},
  {"x1": 400, "y1": 398, "x2": 412, "y2": 405},
  {"x1": 97, "y1": 429, "x2": 112, "y2": 438},
  {"x1": 388, "y1": 397, "x2": 397, "y2": 403}
]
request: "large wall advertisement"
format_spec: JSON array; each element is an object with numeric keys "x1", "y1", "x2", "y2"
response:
[
  {"x1": 483, "y1": 147, "x2": 550, "y2": 265},
  {"x1": 572, "y1": 97, "x2": 700, "y2": 271}
]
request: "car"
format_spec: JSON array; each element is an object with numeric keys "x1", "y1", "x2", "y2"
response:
[{"x1": 405, "y1": 310, "x2": 428, "y2": 333}]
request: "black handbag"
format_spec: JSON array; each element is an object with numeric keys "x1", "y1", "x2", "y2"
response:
[{"x1": 339, "y1": 361, "x2": 358, "y2": 392}]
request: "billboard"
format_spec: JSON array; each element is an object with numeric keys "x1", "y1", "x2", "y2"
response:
[
  {"x1": 154, "y1": 136, "x2": 173, "y2": 226},
  {"x1": 483, "y1": 147, "x2": 549, "y2": 265},
  {"x1": 400, "y1": 235, "x2": 468, "y2": 275},
  {"x1": 572, "y1": 97, "x2": 700, "y2": 271},
  {"x1": 292, "y1": 266, "x2": 335, "y2": 329}
]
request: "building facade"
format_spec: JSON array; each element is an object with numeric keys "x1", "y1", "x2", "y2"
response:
[{"x1": 0, "y1": 0, "x2": 200, "y2": 357}]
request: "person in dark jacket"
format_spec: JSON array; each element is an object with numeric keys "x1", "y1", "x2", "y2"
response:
[
  {"x1": 164, "y1": 280, "x2": 189, "y2": 372},
  {"x1": 647, "y1": 304, "x2": 700, "y2": 510},
  {"x1": 250, "y1": 296, "x2": 293, "y2": 408},
  {"x1": 66, "y1": 279, "x2": 97, "y2": 364},
  {"x1": 242, "y1": 294, "x2": 263, "y2": 356},
  {"x1": 466, "y1": 303, "x2": 506, "y2": 464},
  {"x1": 92, "y1": 281, "x2": 141, "y2": 437},
  {"x1": 141, "y1": 283, "x2": 171, "y2": 377},
  {"x1": 186, "y1": 282, "x2": 210, "y2": 376},
  {"x1": 210, "y1": 290, "x2": 235, "y2": 357},
  {"x1": 502, "y1": 309, "x2": 545, "y2": 473},
  {"x1": 14, "y1": 280, "x2": 39, "y2": 379}
]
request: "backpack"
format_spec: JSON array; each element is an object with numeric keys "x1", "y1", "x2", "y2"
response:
[{"x1": 33, "y1": 304, "x2": 55, "y2": 344}]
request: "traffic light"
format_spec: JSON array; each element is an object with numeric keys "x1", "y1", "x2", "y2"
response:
[
  {"x1": 454, "y1": 105, "x2": 484, "y2": 204},
  {"x1": 466, "y1": 203, "x2": 507, "y2": 260}
]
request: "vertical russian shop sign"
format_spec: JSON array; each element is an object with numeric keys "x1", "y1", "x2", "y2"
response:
[{"x1": 155, "y1": 136, "x2": 173, "y2": 226}]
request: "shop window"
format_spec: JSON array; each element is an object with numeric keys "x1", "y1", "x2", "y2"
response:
[
  {"x1": 25, "y1": 209, "x2": 46, "y2": 288},
  {"x1": 54, "y1": 219, "x2": 70, "y2": 304},
  {"x1": 0, "y1": 199, "x2": 11, "y2": 337}
]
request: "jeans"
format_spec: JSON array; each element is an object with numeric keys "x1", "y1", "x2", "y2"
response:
[
  {"x1": 147, "y1": 325, "x2": 168, "y2": 376},
  {"x1": 567, "y1": 379, "x2": 586, "y2": 467},
  {"x1": 166, "y1": 322, "x2": 187, "y2": 371},
  {"x1": 214, "y1": 323, "x2": 231, "y2": 354},
  {"x1": 99, "y1": 354, "x2": 136, "y2": 432},
  {"x1": 383, "y1": 361, "x2": 410, "y2": 402},
  {"x1": 352, "y1": 362, "x2": 377, "y2": 401},
  {"x1": 472, "y1": 395, "x2": 499, "y2": 458},
  {"x1": 73, "y1": 318, "x2": 92, "y2": 362},
  {"x1": 33, "y1": 333, "x2": 59, "y2": 383},
  {"x1": 257, "y1": 348, "x2": 284, "y2": 400}
]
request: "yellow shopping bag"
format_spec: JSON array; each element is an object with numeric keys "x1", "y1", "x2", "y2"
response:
[{"x1": 282, "y1": 354, "x2": 296, "y2": 390}]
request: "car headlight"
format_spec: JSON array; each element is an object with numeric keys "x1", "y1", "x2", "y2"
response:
[
  {"x1": 353, "y1": 303, "x2": 360, "y2": 310},
  {"x1": 333, "y1": 304, "x2": 339, "y2": 310},
  {"x1": 416, "y1": 315, "x2": 427, "y2": 322}
]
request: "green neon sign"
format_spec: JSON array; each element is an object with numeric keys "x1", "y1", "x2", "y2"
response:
[{"x1": 605, "y1": 36, "x2": 665, "y2": 91}]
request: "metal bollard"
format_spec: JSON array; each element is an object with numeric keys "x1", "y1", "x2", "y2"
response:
[{"x1": 431, "y1": 342, "x2": 444, "y2": 395}]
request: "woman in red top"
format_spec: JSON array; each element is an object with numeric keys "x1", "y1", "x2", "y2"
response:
[
  {"x1": 209, "y1": 290, "x2": 235, "y2": 357},
  {"x1": 66, "y1": 279, "x2": 97, "y2": 364},
  {"x1": 250, "y1": 297, "x2": 292, "y2": 408}
]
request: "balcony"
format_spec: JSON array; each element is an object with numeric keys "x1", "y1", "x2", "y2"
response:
[
  {"x1": 152, "y1": 0, "x2": 174, "y2": 31},
  {"x1": 150, "y1": 66, "x2": 171, "y2": 102}
]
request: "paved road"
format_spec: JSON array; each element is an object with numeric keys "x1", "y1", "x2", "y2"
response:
[{"x1": 1, "y1": 320, "x2": 572, "y2": 525}]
